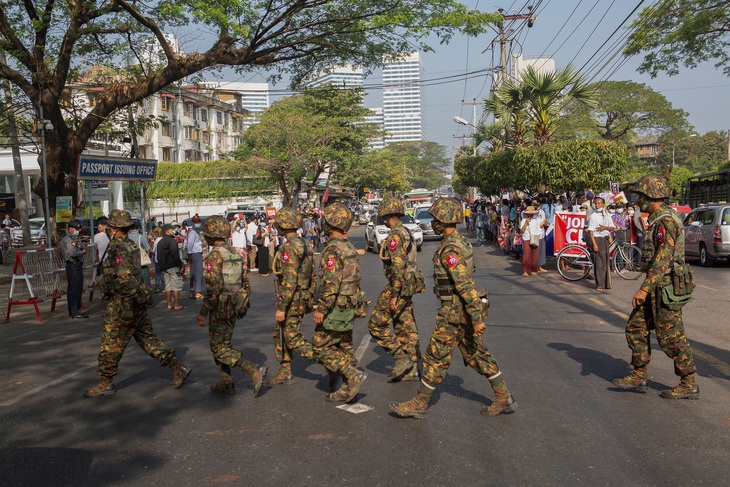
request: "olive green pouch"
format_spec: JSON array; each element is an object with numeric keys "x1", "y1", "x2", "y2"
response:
[
  {"x1": 323, "y1": 307, "x2": 355, "y2": 332},
  {"x1": 661, "y1": 285, "x2": 693, "y2": 310}
]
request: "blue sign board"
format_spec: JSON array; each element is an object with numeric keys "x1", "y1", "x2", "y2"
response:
[{"x1": 77, "y1": 155, "x2": 158, "y2": 181}]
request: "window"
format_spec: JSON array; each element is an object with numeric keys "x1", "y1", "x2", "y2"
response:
[
  {"x1": 202, "y1": 131, "x2": 210, "y2": 144},
  {"x1": 162, "y1": 148, "x2": 173, "y2": 162},
  {"x1": 184, "y1": 103, "x2": 192, "y2": 117},
  {"x1": 88, "y1": 94, "x2": 98, "y2": 107},
  {"x1": 161, "y1": 122, "x2": 172, "y2": 137},
  {"x1": 702, "y1": 210, "x2": 715, "y2": 225},
  {"x1": 216, "y1": 111, "x2": 223, "y2": 124},
  {"x1": 184, "y1": 126, "x2": 199, "y2": 141},
  {"x1": 722, "y1": 208, "x2": 730, "y2": 226},
  {"x1": 160, "y1": 97, "x2": 173, "y2": 111},
  {"x1": 200, "y1": 109, "x2": 208, "y2": 122},
  {"x1": 684, "y1": 211, "x2": 699, "y2": 226}
]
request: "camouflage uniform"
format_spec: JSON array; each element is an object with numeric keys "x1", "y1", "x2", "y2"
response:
[
  {"x1": 84, "y1": 210, "x2": 189, "y2": 397},
  {"x1": 390, "y1": 198, "x2": 516, "y2": 418},
  {"x1": 368, "y1": 196, "x2": 423, "y2": 381},
  {"x1": 613, "y1": 175, "x2": 698, "y2": 399},
  {"x1": 268, "y1": 207, "x2": 318, "y2": 384},
  {"x1": 199, "y1": 215, "x2": 266, "y2": 396},
  {"x1": 314, "y1": 202, "x2": 367, "y2": 402}
]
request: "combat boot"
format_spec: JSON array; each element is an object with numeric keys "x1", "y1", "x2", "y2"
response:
[
  {"x1": 344, "y1": 369, "x2": 368, "y2": 403},
  {"x1": 83, "y1": 378, "x2": 116, "y2": 397},
  {"x1": 389, "y1": 381, "x2": 435, "y2": 419},
  {"x1": 612, "y1": 367, "x2": 648, "y2": 393},
  {"x1": 210, "y1": 372, "x2": 235, "y2": 394},
  {"x1": 388, "y1": 349, "x2": 414, "y2": 382},
  {"x1": 327, "y1": 369, "x2": 340, "y2": 391},
  {"x1": 266, "y1": 363, "x2": 294, "y2": 386},
  {"x1": 659, "y1": 375, "x2": 700, "y2": 400},
  {"x1": 481, "y1": 375, "x2": 517, "y2": 416},
  {"x1": 170, "y1": 360, "x2": 192, "y2": 389},
  {"x1": 400, "y1": 366, "x2": 420, "y2": 382},
  {"x1": 250, "y1": 365, "x2": 268, "y2": 398}
]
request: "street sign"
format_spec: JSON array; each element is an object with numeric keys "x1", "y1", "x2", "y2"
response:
[
  {"x1": 77, "y1": 155, "x2": 158, "y2": 181},
  {"x1": 90, "y1": 188, "x2": 109, "y2": 201},
  {"x1": 56, "y1": 196, "x2": 72, "y2": 223}
]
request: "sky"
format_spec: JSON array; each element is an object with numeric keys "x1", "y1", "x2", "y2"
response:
[{"x1": 216, "y1": 1, "x2": 730, "y2": 159}]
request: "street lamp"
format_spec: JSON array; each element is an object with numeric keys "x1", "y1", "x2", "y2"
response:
[{"x1": 453, "y1": 116, "x2": 477, "y2": 156}]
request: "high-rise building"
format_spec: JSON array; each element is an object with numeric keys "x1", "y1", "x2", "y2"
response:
[
  {"x1": 200, "y1": 81, "x2": 270, "y2": 130},
  {"x1": 304, "y1": 65, "x2": 364, "y2": 89},
  {"x1": 382, "y1": 52, "x2": 424, "y2": 145},
  {"x1": 510, "y1": 54, "x2": 556, "y2": 83},
  {"x1": 365, "y1": 108, "x2": 385, "y2": 150}
]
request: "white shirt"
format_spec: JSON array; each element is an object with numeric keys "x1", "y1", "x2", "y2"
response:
[
  {"x1": 587, "y1": 210, "x2": 613, "y2": 238},
  {"x1": 521, "y1": 216, "x2": 543, "y2": 240},
  {"x1": 232, "y1": 228, "x2": 246, "y2": 248},
  {"x1": 245, "y1": 222, "x2": 258, "y2": 246},
  {"x1": 94, "y1": 232, "x2": 109, "y2": 260}
]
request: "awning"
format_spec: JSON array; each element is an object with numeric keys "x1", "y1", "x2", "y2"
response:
[
  {"x1": 161, "y1": 93, "x2": 176, "y2": 99},
  {"x1": 183, "y1": 98, "x2": 196, "y2": 103},
  {"x1": 88, "y1": 87, "x2": 104, "y2": 92}
]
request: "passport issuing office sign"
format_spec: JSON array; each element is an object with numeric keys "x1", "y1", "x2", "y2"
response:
[{"x1": 77, "y1": 155, "x2": 158, "y2": 181}]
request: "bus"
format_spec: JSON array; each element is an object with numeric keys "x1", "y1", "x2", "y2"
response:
[{"x1": 403, "y1": 189, "x2": 435, "y2": 217}]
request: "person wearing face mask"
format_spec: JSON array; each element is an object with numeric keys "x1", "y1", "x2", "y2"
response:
[
  {"x1": 390, "y1": 198, "x2": 516, "y2": 419},
  {"x1": 612, "y1": 175, "x2": 699, "y2": 400},
  {"x1": 586, "y1": 197, "x2": 615, "y2": 291},
  {"x1": 61, "y1": 220, "x2": 88, "y2": 319},
  {"x1": 187, "y1": 214, "x2": 206, "y2": 299},
  {"x1": 631, "y1": 204, "x2": 645, "y2": 259}
]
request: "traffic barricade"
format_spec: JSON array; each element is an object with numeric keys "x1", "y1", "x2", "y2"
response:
[
  {"x1": 82, "y1": 244, "x2": 97, "y2": 302},
  {"x1": 6, "y1": 248, "x2": 65, "y2": 321}
]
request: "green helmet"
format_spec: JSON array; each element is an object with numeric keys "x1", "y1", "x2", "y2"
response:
[
  {"x1": 378, "y1": 195, "x2": 405, "y2": 217},
  {"x1": 108, "y1": 209, "x2": 133, "y2": 228},
  {"x1": 428, "y1": 198, "x2": 463, "y2": 224},
  {"x1": 634, "y1": 174, "x2": 671, "y2": 199},
  {"x1": 275, "y1": 207, "x2": 302, "y2": 230},
  {"x1": 323, "y1": 202, "x2": 353, "y2": 232},
  {"x1": 202, "y1": 215, "x2": 230, "y2": 239}
]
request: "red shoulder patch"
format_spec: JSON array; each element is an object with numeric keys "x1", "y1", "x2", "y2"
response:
[
  {"x1": 206, "y1": 262, "x2": 213, "y2": 272},
  {"x1": 326, "y1": 257, "x2": 335, "y2": 269},
  {"x1": 446, "y1": 253, "x2": 459, "y2": 267},
  {"x1": 388, "y1": 238, "x2": 398, "y2": 252},
  {"x1": 656, "y1": 227, "x2": 665, "y2": 244},
  {"x1": 114, "y1": 256, "x2": 122, "y2": 266},
  {"x1": 282, "y1": 252, "x2": 290, "y2": 263}
]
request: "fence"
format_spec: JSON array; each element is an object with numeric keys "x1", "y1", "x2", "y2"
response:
[{"x1": 6, "y1": 243, "x2": 98, "y2": 322}]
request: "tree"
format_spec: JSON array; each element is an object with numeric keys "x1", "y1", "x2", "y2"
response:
[
  {"x1": 336, "y1": 150, "x2": 410, "y2": 194},
  {"x1": 379, "y1": 141, "x2": 450, "y2": 189},
  {"x1": 238, "y1": 87, "x2": 376, "y2": 206},
  {"x1": 624, "y1": 0, "x2": 730, "y2": 77},
  {"x1": 669, "y1": 166, "x2": 694, "y2": 198},
  {"x1": 557, "y1": 81, "x2": 691, "y2": 142},
  {"x1": 484, "y1": 64, "x2": 596, "y2": 148},
  {"x1": 0, "y1": 1, "x2": 500, "y2": 209},
  {"x1": 663, "y1": 130, "x2": 730, "y2": 173}
]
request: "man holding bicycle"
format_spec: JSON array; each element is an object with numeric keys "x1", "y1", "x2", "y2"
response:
[{"x1": 586, "y1": 197, "x2": 615, "y2": 291}]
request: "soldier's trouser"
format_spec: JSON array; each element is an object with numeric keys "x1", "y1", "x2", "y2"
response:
[
  {"x1": 421, "y1": 302, "x2": 500, "y2": 386},
  {"x1": 273, "y1": 311, "x2": 316, "y2": 364},
  {"x1": 312, "y1": 325, "x2": 356, "y2": 377},
  {"x1": 625, "y1": 290, "x2": 696, "y2": 377},
  {"x1": 368, "y1": 289, "x2": 419, "y2": 362},
  {"x1": 97, "y1": 302, "x2": 175, "y2": 379},
  {"x1": 209, "y1": 318, "x2": 243, "y2": 368}
]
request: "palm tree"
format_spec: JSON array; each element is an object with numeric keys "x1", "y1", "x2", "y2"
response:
[{"x1": 485, "y1": 64, "x2": 597, "y2": 148}]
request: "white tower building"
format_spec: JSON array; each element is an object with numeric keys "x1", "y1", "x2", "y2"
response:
[{"x1": 382, "y1": 52, "x2": 424, "y2": 145}]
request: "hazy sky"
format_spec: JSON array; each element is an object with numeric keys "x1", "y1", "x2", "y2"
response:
[{"x1": 239, "y1": 1, "x2": 729, "y2": 158}]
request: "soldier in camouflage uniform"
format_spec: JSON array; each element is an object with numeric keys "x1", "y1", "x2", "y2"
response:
[
  {"x1": 84, "y1": 210, "x2": 191, "y2": 397},
  {"x1": 267, "y1": 207, "x2": 319, "y2": 385},
  {"x1": 612, "y1": 175, "x2": 699, "y2": 399},
  {"x1": 368, "y1": 195, "x2": 424, "y2": 382},
  {"x1": 196, "y1": 215, "x2": 267, "y2": 397},
  {"x1": 312, "y1": 202, "x2": 368, "y2": 403},
  {"x1": 390, "y1": 198, "x2": 517, "y2": 418}
]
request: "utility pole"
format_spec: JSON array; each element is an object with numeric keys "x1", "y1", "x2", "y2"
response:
[
  {"x1": 491, "y1": 6, "x2": 538, "y2": 90},
  {"x1": 1, "y1": 49, "x2": 31, "y2": 245}
]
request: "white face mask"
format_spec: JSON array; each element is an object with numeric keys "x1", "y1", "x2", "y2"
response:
[
  {"x1": 617, "y1": 208, "x2": 624, "y2": 214},
  {"x1": 628, "y1": 210, "x2": 635, "y2": 216},
  {"x1": 608, "y1": 209, "x2": 615, "y2": 214}
]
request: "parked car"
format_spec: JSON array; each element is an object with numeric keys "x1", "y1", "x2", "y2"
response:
[
  {"x1": 683, "y1": 204, "x2": 730, "y2": 266},
  {"x1": 413, "y1": 205, "x2": 442, "y2": 241},
  {"x1": 365, "y1": 214, "x2": 423, "y2": 252},
  {"x1": 11, "y1": 217, "x2": 46, "y2": 246},
  {"x1": 358, "y1": 209, "x2": 377, "y2": 225}
]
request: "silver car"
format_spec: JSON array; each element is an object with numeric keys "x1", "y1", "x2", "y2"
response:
[
  {"x1": 11, "y1": 217, "x2": 46, "y2": 246},
  {"x1": 683, "y1": 204, "x2": 730, "y2": 266},
  {"x1": 365, "y1": 214, "x2": 423, "y2": 252}
]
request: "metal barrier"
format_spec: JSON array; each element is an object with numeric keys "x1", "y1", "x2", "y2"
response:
[{"x1": 5, "y1": 243, "x2": 97, "y2": 322}]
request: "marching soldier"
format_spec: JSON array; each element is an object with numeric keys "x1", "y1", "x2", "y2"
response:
[
  {"x1": 84, "y1": 210, "x2": 190, "y2": 397},
  {"x1": 368, "y1": 195, "x2": 425, "y2": 382},
  {"x1": 390, "y1": 198, "x2": 517, "y2": 418},
  {"x1": 196, "y1": 215, "x2": 267, "y2": 396},
  {"x1": 312, "y1": 202, "x2": 367, "y2": 403},
  {"x1": 612, "y1": 175, "x2": 699, "y2": 399},
  {"x1": 267, "y1": 207, "x2": 319, "y2": 385}
]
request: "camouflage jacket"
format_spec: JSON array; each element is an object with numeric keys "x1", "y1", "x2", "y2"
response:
[
  {"x1": 434, "y1": 231, "x2": 482, "y2": 324},
  {"x1": 200, "y1": 242, "x2": 248, "y2": 317},
  {"x1": 380, "y1": 222, "x2": 415, "y2": 296},
  {"x1": 640, "y1": 204, "x2": 683, "y2": 295},
  {"x1": 98, "y1": 234, "x2": 146, "y2": 304},
  {"x1": 317, "y1": 235, "x2": 362, "y2": 313},
  {"x1": 273, "y1": 234, "x2": 314, "y2": 312}
]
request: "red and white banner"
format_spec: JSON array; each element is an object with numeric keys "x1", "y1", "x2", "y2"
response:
[{"x1": 554, "y1": 212, "x2": 586, "y2": 252}]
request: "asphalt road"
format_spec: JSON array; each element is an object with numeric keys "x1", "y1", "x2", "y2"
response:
[{"x1": 1, "y1": 225, "x2": 729, "y2": 487}]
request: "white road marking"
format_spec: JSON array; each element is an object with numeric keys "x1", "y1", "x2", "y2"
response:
[
  {"x1": 354, "y1": 334, "x2": 371, "y2": 365},
  {"x1": 0, "y1": 362, "x2": 96, "y2": 407}
]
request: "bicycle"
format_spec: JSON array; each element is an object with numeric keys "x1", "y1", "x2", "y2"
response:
[{"x1": 557, "y1": 235, "x2": 643, "y2": 281}]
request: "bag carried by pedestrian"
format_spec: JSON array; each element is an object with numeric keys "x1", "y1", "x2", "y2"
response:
[
  {"x1": 529, "y1": 234, "x2": 539, "y2": 248},
  {"x1": 138, "y1": 235, "x2": 151, "y2": 267}
]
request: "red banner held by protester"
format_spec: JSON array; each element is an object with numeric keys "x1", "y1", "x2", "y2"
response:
[{"x1": 554, "y1": 212, "x2": 586, "y2": 252}]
